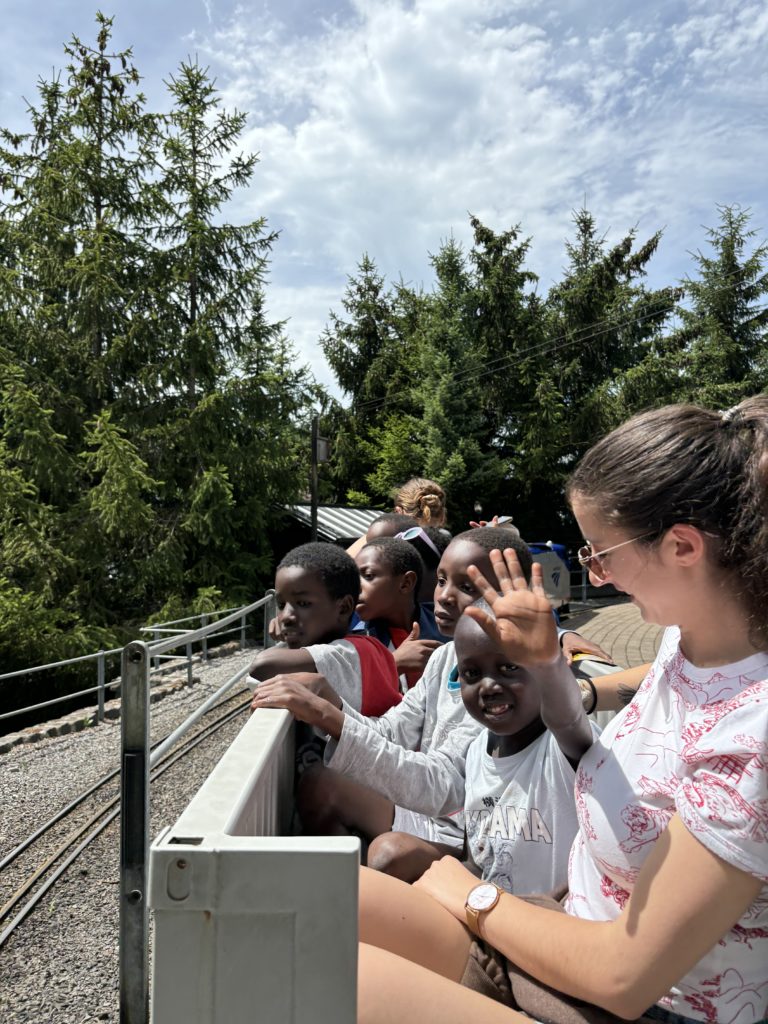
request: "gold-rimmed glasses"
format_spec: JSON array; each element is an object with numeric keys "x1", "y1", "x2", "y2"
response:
[{"x1": 577, "y1": 533, "x2": 656, "y2": 581}]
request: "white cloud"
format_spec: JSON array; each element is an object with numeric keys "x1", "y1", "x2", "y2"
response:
[
  {"x1": 3, "y1": 0, "x2": 765, "y2": 397},
  {"x1": 199, "y1": 0, "x2": 763, "y2": 391}
]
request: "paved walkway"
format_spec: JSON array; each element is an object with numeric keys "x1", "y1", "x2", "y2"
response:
[{"x1": 563, "y1": 599, "x2": 662, "y2": 668}]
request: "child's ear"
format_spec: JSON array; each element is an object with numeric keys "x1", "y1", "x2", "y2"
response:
[
  {"x1": 338, "y1": 594, "x2": 355, "y2": 618},
  {"x1": 399, "y1": 570, "x2": 417, "y2": 594}
]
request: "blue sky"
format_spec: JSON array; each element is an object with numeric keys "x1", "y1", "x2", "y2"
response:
[{"x1": 2, "y1": 0, "x2": 767, "y2": 394}]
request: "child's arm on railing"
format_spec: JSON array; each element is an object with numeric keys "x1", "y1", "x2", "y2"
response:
[
  {"x1": 249, "y1": 646, "x2": 317, "y2": 681},
  {"x1": 251, "y1": 674, "x2": 346, "y2": 738}
]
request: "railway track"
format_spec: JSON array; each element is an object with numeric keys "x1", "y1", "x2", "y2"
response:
[{"x1": 0, "y1": 691, "x2": 251, "y2": 949}]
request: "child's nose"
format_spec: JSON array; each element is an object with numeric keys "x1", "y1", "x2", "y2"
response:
[
  {"x1": 478, "y1": 675, "x2": 503, "y2": 694},
  {"x1": 280, "y1": 603, "x2": 297, "y2": 623}
]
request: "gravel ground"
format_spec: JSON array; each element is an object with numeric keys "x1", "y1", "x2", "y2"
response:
[{"x1": 0, "y1": 647, "x2": 257, "y2": 1024}]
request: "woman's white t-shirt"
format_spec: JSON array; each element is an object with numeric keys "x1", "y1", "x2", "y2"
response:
[{"x1": 566, "y1": 626, "x2": 768, "y2": 1024}]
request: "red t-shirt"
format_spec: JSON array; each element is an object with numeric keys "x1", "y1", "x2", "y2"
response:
[{"x1": 345, "y1": 634, "x2": 403, "y2": 716}]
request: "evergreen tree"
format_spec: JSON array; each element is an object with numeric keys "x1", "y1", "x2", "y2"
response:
[
  {"x1": 320, "y1": 256, "x2": 422, "y2": 504},
  {"x1": 674, "y1": 205, "x2": 768, "y2": 407},
  {"x1": 0, "y1": 21, "x2": 321, "y2": 671},
  {"x1": 529, "y1": 210, "x2": 679, "y2": 489}
]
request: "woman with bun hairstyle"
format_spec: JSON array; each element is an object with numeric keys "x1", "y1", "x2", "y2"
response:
[
  {"x1": 393, "y1": 477, "x2": 448, "y2": 529},
  {"x1": 355, "y1": 397, "x2": 768, "y2": 1024},
  {"x1": 347, "y1": 478, "x2": 448, "y2": 559}
]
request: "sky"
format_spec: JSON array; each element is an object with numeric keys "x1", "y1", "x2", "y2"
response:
[{"x1": 2, "y1": 0, "x2": 767, "y2": 395}]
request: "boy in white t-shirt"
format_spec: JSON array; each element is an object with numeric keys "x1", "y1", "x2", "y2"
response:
[
  {"x1": 454, "y1": 609, "x2": 596, "y2": 894},
  {"x1": 247, "y1": 542, "x2": 402, "y2": 717}
]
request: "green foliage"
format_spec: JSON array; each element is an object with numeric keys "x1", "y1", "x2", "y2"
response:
[
  {"x1": 0, "y1": 18, "x2": 321, "y2": 673},
  {"x1": 320, "y1": 206, "x2": 766, "y2": 541},
  {"x1": 673, "y1": 205, "x2": 768, "y2": 407}
]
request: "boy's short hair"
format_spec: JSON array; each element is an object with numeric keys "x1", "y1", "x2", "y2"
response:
[
  {"x1": 363, "y1": 537, "x2": 424, "y2": 595},
  {"x1": 452, "y1": 527, "x2": 533, "y2": 583},
  {"x1": 277, "y1": 542, "x2": 361, "y2": 603},
  {"x1": 368, "y1": 512, "x2": 416, "y2": 534},
  {"x1": 417, "y1": 525, "x2": 452, "y2": 567}
]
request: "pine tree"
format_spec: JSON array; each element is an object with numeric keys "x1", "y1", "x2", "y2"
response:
[
  {"x1": 0, "y1": 22, "x2": 322, "y2": 669},
  {"x1": 531, "y1": 209, "x2": 679, "y2": 481},
  {"x1": 675, "y1": 205, "x2": 768, "y2": 407},
  {"x1": 321, "y1": 255, "x2": 422, "y2": 504}
]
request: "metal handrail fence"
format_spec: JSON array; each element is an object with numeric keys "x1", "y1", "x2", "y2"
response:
[
  {"x1": 119, "y1": 591, "x2": 279, "y2": 1022},
  {"x1": 0, "y1": 593, "x2": 276, "y2": 727}
]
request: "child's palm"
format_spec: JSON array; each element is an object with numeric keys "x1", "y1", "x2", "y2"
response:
[{"x1": 466, "y1": 550, "x2": 560, "y2": 666}]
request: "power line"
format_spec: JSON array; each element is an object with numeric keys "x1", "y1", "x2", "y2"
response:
[{"x1": 338, "y1": 264, "x2": 768, "y2": 418}]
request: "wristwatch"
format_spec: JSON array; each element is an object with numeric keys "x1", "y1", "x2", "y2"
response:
[{"x1": 464, "y1": 881, "x2": 502, "y2": 934}]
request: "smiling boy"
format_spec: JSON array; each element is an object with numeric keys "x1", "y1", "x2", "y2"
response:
[{"x1": 454, "y1": 607, "x2": 594, "y2": 893}]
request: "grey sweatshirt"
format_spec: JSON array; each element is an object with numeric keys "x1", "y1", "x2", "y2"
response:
[{"x1": 324, "y1": 641, "x2": 482, "y2": 821}]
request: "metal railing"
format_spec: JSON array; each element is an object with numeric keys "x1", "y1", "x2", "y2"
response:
[
  {"x1": 0, "y1": 593, "x2": 277, "y2": 727},
  {"x1": 120, "y1": 591, "x2": 280, "y2": 1024}
]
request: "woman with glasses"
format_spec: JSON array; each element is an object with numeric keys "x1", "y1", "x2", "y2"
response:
[{"x1": 356, "y1": 397, "x2": 768, "y2": 1024}]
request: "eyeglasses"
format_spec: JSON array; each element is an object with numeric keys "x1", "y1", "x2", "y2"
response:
[
  {"x1": 577, "y1": 533, "x2": 655, "y2": 581},
  {"x1": 396, "y1": 526, "x2": 442, "y2": 560}
]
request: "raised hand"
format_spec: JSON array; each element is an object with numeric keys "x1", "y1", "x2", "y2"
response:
[{"x1": 465, "y1": 548, "x2": 561, "y2": 667}]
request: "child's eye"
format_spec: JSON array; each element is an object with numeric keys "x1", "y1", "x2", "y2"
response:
[
  {"x1": 459, "y1": 667, "x2": 480, "y2": 683},
  {"x1": 436, "y1": 575, "x2": 447, "y2": 587},
  {"x1": 296, "y1": 600, "x2": 311, "y2": 608},
  {"x1": 500, "y1": 663, "x2": 519, "y2": 675},
  {"x1": 460, "y1": 582, "x2": 477, "y2": 595}
]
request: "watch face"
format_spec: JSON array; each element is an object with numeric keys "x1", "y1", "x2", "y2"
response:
[{"x1": 468, "y1": 883, "x2": 498, "y2": 911}]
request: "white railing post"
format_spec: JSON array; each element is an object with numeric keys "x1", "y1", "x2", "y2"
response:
[{"x1": 262, "y1": 589, "x2": 276, "y2": 649}]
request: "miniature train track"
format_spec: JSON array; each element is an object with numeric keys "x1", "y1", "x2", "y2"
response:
[{"x1": 0, "y1": 692, "x2": 251, "y2": 949}]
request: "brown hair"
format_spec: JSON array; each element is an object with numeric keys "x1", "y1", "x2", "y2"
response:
[
  {"x1": 394, "y1": 477, "x2": 447, "y2": 527},
  {"x1": 567, "y1": 396, "x2": 768, "y2": 646}
]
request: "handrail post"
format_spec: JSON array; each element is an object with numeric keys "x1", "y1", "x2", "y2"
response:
[
  {"x1": 97, "y1": 651, "x2": 106, "y2": 723},
  {"x1": 581, "y1": 566, "x2": 588, "y2": 603},
  {"x1": 152, "y1": 629, "x2": 160, "y2": 672},
  {"x1": 240, "y1": 611, "x2": 247, "y2": 650},
  {"x1": 186, "y1": 641, "x2": 193, "y2": 687},
  {"x1": 119, "y1": 641, "x2": 150, "y2": 1024},
  {"x1": 263, "y1": 589, "x2": 277, "y2": 649},
  {"x1": 201, "y1": 613, "x2": 209, "y2": 661}
]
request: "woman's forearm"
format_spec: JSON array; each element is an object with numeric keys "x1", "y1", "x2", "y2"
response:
[
  {"x1": 593, "y1": 663, "x2": 649, "y2": 710},
  {"x1": 472, "y1": 818, "x2": 761, "y2": 1019}
]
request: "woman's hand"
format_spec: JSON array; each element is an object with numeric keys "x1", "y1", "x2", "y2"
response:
[
  {"x1": 466, "y1": 548, "x2": 561, "y2": 667},
  {"x1": 560, "y1": 633, "x2": 612, "y2": 665},
  {"x1": 250, "y1": 674, "x2": 345, "y2": 738},
  {"x1": 413, "y1": 856, "x2": 482, "y2": 922}
]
